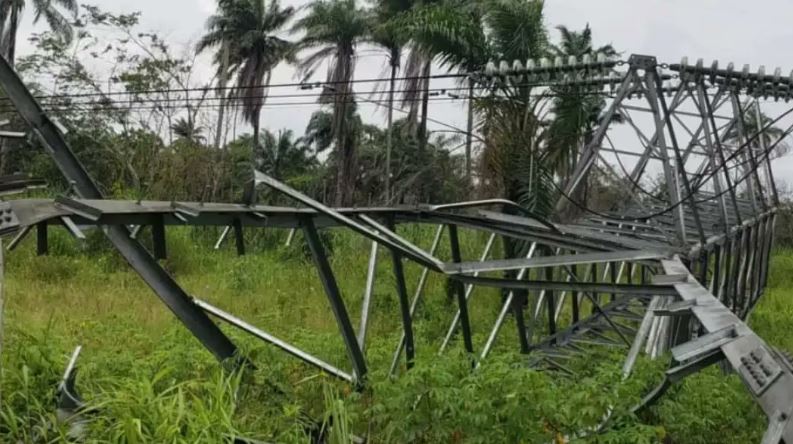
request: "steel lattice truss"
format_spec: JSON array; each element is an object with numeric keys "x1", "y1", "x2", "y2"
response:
[{"x1": 1, "y1": 53, "x2": 792, "y2": 441}]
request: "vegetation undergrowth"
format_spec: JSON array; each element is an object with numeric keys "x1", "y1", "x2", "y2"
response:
[{"x1": 0, "y1": 229, "x2": 788, "y2": 442}]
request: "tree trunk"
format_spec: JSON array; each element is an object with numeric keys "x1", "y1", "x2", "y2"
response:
[
  {"x1": 465, "y1": 78, "x2": 474, "y2": 180},
  {"x1": 252, "y1": 108, "x2": 261, "y2": 158},
  {"x1": 334, "y1": 49, "x2": 355, "y2": 207},
  {"x1": 417, "y1": 60, "x2": 431, "y2": 152},
  {"x1": 214, "y1": 41, "x2": 230, "y2": 149},
  {"x1": 416, "y1": 60, "x2": 431, "y2": 201},
  {"x1": 0, "y1": 8, "x2": 19, "y2": 175},
  {"x1": 385, "y1": 60, "x2": 397, "y2": 204},
  {"x1": 6, "y1": 7, "x2": 18, "y2": 66}
]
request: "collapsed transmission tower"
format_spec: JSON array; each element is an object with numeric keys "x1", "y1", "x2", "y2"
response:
[{"x1": 0, "y1": 53, "x2": 791, "y2": 442}]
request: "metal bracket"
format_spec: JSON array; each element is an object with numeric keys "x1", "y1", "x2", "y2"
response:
[
  {"x1": 653, "y1": 274, "x2": 689, "y2": 285},
  {"x1": 654, "y1": 299, "x2": 696, "y2": 316},
  {"x1": 61, "y1": 216, "x2": 86, "y2": 240},
  {"x1": 55, "y1": 196, "x2": 102, "y2": 221},
  {"x1": 171, "y1": 202, "x2": 200, "y2": 218},
  {"x1": 739, "y1": 346, "x2": 783, "y2": 396},
  {"x1": 0, "y1": 202, "x2": 20, "y2": 235},
  {"x1": 629, "y1": 54, "x2": 658, "y2": 70},
  {"x1": 671, "y1": 325, "x2": 737, "y2": 363}
]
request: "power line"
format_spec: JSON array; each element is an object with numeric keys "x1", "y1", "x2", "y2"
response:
[
  {"x1": 22, "y1": 84, "x2": 612, "y2": 109},
  {"x1": 2, "y1": 71, "x2": 473, "y2": 103},
  {"x1": 5, "y1": 96, "x2": 468, "y2": 115},
  {"x1": 6, "y1": 80, "x2": 617, "y2": 109}
]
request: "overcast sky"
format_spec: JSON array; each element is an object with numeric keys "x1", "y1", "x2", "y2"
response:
[{"x1": 13, "y1": 0, "x2": 793, "y2": 187}]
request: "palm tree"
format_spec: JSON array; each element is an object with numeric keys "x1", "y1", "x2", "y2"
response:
[
  {"x1": 406, "y1": 0, "x2": 548, "y2": 209},
  {"x1": 370, "y1": 0, "x2": 412, "y2": 202},
  {"x1": 402, "y1": 0, "x2": 488, "y2": 180},
  {"x1": 0, "y1": 0, "x2": 78, "y2": 65},
  {"x1": 259, "y1": 128, "x2": 318, "y2": 180},
  {"x1": 404, "y1": 0, "x2": 551, "y2": 285},
  {"x1": 547, "y1": 25, "x2": 617, "y2": 221},
  {"x1": 171, "y1": 117, "x2": 206, "y2": 144},
  {"x1": 547, "y1": 25, "x2": 617, "y2": 182},
  {"x1": 197, "y1": 0, "x2": 295, "y2": 157},
  {"x1": 292, "y1": 0, "x2": 370, "y2": 206}
]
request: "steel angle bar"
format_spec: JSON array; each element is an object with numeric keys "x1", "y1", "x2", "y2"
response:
[
  {"x1": 555, "y1": 260, "x2": 632, "y2": 323},
  {"x1": 425, "y1": 211, "x2": 609, "y2": 253},
  {"x1": 0, "y1": 55, "x2": 241, "y2": 363},
  {"x1": 446, "y1": 249, "x2": 668, "y2": 275},
  {"x1": 389, "y1": 225, "x2": 445, "y2": 377},
  {"x1": 532, "y1": 247, "x2": 563, "y2": 321},
  {"x1": 358, "y1": 214, "x2": 443, "y2": 273},
  {"x1": 439, "y1": 232, "x2": 496, "y2": 354},
  {"x1": 619, "y1": 104, "x2": 734, "y2": 121},
  {"x1": 55, "y1": 196, "x2": 102, "y2": 221},
  {"x1": 357, "y1": 241, "x2": 378, "y2": 351},
  {"x1": 627, "y1": 79, "x2": 692, "y2": 184},
  {"x1": 214, "y1": 225, "x2": 231, "y2": 250},
  {"x1": 301, "y1": 217, "x2": 367, "y2": 383},
  {"x1": 6, "y1": 224, "x2": 31, "y2": 250},
  {"x1": 451, "y1": 275, "x2": 679, "y2": 296},
  {"x1": 152, "y1": 216, "x2": 167, "y2": 260},
  {"x1": 171, "y1": 202, "x2": 201, "y2": 218},
  {"x1": 642, "y1": 69, "x2": 690, "y2": 244},
  {"x1": 755, "y1": 101, "x2": 779, "y2": 206},
  {"x1": 622, "y1": 296, "x2": 664, "y2": 378},
  {"x1": 476, "y1": 210, "x2": 668, "y2": 252},
  {"x1": 559, "y1": 264, "x2": 636, "y2": 347},
  {"x1": 427, "y1": 199, "x2": 559, "y2": 234},
  {"x1": 694, "y1": 87, "x2": 731, "y2": 230},
  {"x1": 555, "y1": 70, "x2": 636, "y2": 215},
  {"x1": 532, "y1": 293, "x2": 652, "y2": 351},
  {"x1": 129, "y1": 224, "x2": 143, "y2": 239},
  {"x1": 699, "y1": 82, "x2": 744, "y2": 225},
  {"x1": 381, "y1": 217, "x2": 417, "y2": 370},
  {"x1": 285, "y1": 228, "x2": 296, "y2": 246},
  {"x1": 732, "y1": 95, "x2": 767, "y2": 211},
  {"x1": 447, "y1": 225, "x2": 474, "y2": 355},
  {"x1": 255, "y1": 171, "x2": 443, "y2": 271},
  {"x1": 654, "y1": 257, "x2": 793, "y2": 438},
  {"x1": 671, "y1": 325, "x2": 737, "y2": 363},
  {"x1": 60, "y1": 217, "x2": 86, "y2": 240},
  {"x1": 196, "y1": 299, "x2": 353, "y2": 382},
  {"x1": 477, "y1": 242, "x2": 537, "y2": 364}
]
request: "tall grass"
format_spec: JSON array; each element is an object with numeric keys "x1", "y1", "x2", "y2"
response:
[{"x1": 0, "y1": 228, "x2": 789, "y2": 442}]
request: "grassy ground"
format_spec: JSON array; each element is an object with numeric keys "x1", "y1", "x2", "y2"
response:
[{"x1": 0, "y1": 226, "x2": 788, "y2": 442}]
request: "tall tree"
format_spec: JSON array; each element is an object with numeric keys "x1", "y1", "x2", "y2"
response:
[
  {"x1": 406, "y1": 0, "x2": 549, "y2": 211},
  {"x1": 171, "y1": 117, "x2": 206, "y2": 144},
  {"x1": 0, "y1": 0, "x2": 78, "y2": 175},
  {"x1": 547, "y1": 24, "x2": 617, "y2": 183},
  {"x1": 402, "y1": 0, "x2": 487, "y2": 181},
  {"x1": 0, "y1": 0, "x2": 78, "y2": 65},
  {"x1": 292, "y1": 0, "x2": 371, "y2": 206},
  {"x1": 258, "y1": 128, "x2": 318, "y2": 180},
  {"x1": 547, "y1": 25, "x2": 617, "y2": 221},
  {"x1": 371, "y1": 0, "x2": 412, "y2": 203},
  {"x1": 197, "y1": 0, "x2": 295, "y2": 158},
  {"x1": 292, "y1": 0, "x2": 370, "y2": 206}
]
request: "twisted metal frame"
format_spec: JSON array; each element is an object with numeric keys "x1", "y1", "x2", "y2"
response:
[{"x1": 0, "y1": 53, "x2": 791, "y2": 441}]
